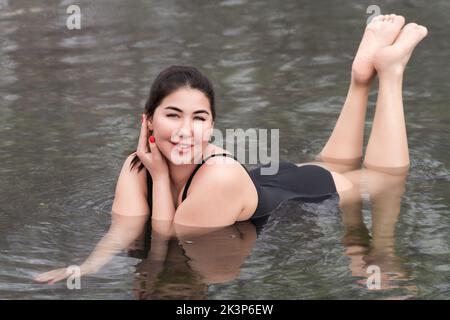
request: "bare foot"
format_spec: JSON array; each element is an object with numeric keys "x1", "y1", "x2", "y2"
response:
[
  {"x1": 373, "y1": 23, "x2": 428, "y2": 76},
  {"x1": 352, "y1": 14, "x2": 405, "y2": 85}
]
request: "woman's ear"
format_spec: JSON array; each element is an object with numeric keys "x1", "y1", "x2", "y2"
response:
[{"x1": 146, "y1": 116, "x2": 153, "y2": 132}]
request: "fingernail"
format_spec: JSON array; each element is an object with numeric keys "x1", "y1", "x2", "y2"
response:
[
  {"x1": 142, "y1": 114, "x2": 145, "y2": 123},
  {"x1": 149, "y1": 135, "x2": 155, "y2": 143}
]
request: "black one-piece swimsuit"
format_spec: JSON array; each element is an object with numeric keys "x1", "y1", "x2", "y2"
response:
[{"x1": 146, "y1": 153, "x2": 338, "y2": 221}]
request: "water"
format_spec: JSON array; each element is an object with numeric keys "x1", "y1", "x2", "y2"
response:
[{"x1": 0, "y1": 0, "x2": 449, "y2": 299}]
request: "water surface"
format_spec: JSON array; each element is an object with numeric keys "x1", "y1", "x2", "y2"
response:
[{"x1": 0, "y1": 0, "x2": 449, "y2": 299}]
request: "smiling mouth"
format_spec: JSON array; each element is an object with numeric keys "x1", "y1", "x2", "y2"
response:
[{"x1": 171, "y1": 142, "x2": 194, "y2": 151}]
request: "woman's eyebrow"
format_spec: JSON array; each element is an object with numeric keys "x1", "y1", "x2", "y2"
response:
[{"x1": 164, "y1": 105, "x2": 210, "y2": 115}]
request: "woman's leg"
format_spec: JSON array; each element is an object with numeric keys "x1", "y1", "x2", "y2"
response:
[
  {"x1": 363, "y1": 23, "x2": 428, "y2": 176},
  {"x1": 316, "y1": 79, "x2": 369, "y2": 166},
  {"x1": 317, "y1": 15, "x2": 405, "y2": 169}
]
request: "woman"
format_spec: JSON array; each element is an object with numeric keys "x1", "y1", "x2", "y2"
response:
[
  {"x1": 116, "y1": 14, "x2": 426, "y2": 227},
  {"x1": 35, "y1": 14, "x2": 428, "y2": 284}
]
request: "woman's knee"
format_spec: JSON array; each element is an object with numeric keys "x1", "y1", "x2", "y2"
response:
[{"x1": 362, "y1": 161, "x2": 410, "y2": 177}]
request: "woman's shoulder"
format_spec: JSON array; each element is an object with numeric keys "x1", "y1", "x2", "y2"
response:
[
  {"x1": 187, "y1": 147, "x2": 246, "y2": 190},
  {"x1": 195, "y1": 155, "x2": 243, "y2": 182},
  {"x1": 189, "y1": 147, "x2": 257, "y2": 206},
  {"x1": 197, "y1": 146, "x2": 246, "y2": 177},
  {"x1": 198, "y1": 148, "x2": 258, "y2": 221}
]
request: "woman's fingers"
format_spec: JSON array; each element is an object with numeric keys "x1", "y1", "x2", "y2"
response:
[
  {"x1": 137, "y1": 114, "x2": 149, "y2": 154},
  {"x1": 34, "y1": 270, "x2": 57, "y2": 282},
  {"x1": 36, "y1": 269, "x2": 61, "y2": 282},
  {"x1": 34, "y1": 268, "x2": 69, "y2": 283},
  {"x1": 148, "y1": 136, "x2": 161, "y2": 158},
  {"x1": 34, "y1": 267, "x2": 76, "y2": 284},
  {"x1": 48, "y1": 270, "x2": 71, "y2": 284}
]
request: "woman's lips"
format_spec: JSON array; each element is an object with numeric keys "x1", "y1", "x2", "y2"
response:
[{"x1": 171, "y1": 142, "x2": 194, "y2": 152}]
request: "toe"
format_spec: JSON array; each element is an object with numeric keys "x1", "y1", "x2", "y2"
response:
[
  {"x1": 393, "y1": 23, "x2": 427, "y2": 49},
  {"x1": 371, "y1": 15, "x2": 382, "y2": 23},
  {"x1": 396, "y1": 22, "x2": 418, "y2": 36},
  {"x1": 394, "y1": 15, "x2": 406, "y2": 27},
  {"x1": 417, "y1": 25, "x2": 428, "y2": 37},
  {"x1": 405, "y1": 22, "x2": 418, "y2": 29}
]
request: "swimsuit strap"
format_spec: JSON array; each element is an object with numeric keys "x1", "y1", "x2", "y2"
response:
[{"x1": 181, "y1": 153, "x2": 239, "y2": 202}]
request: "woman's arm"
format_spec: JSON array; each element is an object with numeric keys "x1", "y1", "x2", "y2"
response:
[
  {"x1": 80, "y1": 213, "x2": 148, "y2": 274},
  {"x1": 34, "y1": 212, "x2": 148, "y2": 284},
  {"x1": 151, "y1": 175, "x2": 176, "y2": 221}
]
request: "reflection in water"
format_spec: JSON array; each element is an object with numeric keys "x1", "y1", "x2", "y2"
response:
[
  {"x1": 34, "y1": 212, "x2": 263, "y2": 300},
  {"x1": 131, "y1": 220, "x2": 258, "y2": 300},
  {"x1": 339, "y1": 169, "x2": 418, "y2": 298},
  {"x1": 35, "y1": 168, "x2": 416, "y2": 300}
]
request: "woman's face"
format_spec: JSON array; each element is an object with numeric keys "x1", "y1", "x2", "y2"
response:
[{"x1": 147, "y1": 87, "x2": 214, "y2": 165}]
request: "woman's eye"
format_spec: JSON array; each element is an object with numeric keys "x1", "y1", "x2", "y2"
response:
[{"x1": 167, "y1": 114, "x2": 205, "y2": 121}]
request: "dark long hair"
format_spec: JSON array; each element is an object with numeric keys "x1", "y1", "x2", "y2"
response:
[{"x1": 130, "y1": 65, "x2": 216, "y2": 172}]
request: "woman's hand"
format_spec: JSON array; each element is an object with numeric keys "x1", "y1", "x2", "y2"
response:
[
  {"x1": 136, "y1": 114, "x2": 169, "y2": 179},
  {"x1": 34, "y1": 267, "x2": 80, "y2": 285}
]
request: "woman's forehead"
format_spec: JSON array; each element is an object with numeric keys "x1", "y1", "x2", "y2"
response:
[{"x1": 160, "y1": 88, "x2": 211, "y2": 111}]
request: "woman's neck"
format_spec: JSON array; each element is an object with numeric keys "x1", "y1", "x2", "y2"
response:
[{"x1": 168, "y1": 162, "x2": 197, "y2": 194}]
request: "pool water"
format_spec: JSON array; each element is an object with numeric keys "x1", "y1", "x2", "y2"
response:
[{"x1": 0, "y1": 0, "x2": 449, "y2": 299}]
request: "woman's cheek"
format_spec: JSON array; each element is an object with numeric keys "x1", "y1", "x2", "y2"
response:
[
  {"x1": 165, "y1": 141, "x2": 176, "y2": 157},
  {"x1": 199, "y1": 126, "x2": 213, "y2": 143}
]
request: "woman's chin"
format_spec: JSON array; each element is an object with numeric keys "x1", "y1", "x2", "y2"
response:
[{"x1": 166, "y1": 145, "x2": 202, "y2": 165}]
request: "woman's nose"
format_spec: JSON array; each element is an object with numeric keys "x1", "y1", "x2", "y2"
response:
[{"x1": 177, "y1": 119, "x2": 194, "y2": 138}]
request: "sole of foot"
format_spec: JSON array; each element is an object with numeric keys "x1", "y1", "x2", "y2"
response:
[
  {"x1": 373, "y1": 22, "x2": 428, "y2": 77},
  {"x1": 352, "y1": 14, "x2": 406, "y2": 85}
]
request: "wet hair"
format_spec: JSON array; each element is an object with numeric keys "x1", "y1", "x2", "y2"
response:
[{"x1": 130, "y1": 65, "x2": 216, "y2": 172}]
